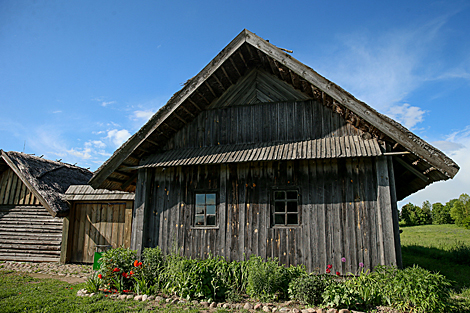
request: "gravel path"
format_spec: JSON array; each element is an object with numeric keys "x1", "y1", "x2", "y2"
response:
[{"x1": 0, "y1": 261, "x2": 93, "y2": 283}]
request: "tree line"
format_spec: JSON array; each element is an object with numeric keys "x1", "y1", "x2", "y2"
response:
[{"x1": 400, "y1": 193, "x2": 470, "y2": 228}]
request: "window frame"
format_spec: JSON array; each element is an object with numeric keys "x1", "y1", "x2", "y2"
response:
[
  {"x1": 271, "y1": 187, "x2": 301, "y2": 227},
  {"x1": 192, "y1": 191, "x2": 219, "y2": 229}
]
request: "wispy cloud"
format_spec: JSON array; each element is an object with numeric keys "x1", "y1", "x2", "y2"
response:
[
  {"x1": 133, "y1": 110, "x2": 155, "y2": 122},
  {"x1": 314, "y1": 14, "x2": 452, "y2": 130},
  {"x1": 106, "y1": 129, "x2": 131, "y2": 147},
  {"x1": 101, "y1": 101, "x2": 116, "y2": 107}
]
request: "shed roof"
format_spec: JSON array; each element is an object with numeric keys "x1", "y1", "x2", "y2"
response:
[
  {"x1": 89, "y1": 29, "x2": 459, "y2": 200},
  {"x1": 0, "y1": 150, "x2": 93, "y2": 217},
  {"x1": 131, "y1": 136, "x2": 382, "y2": 169},
  {"x1": 65, "y1": 185, "x2": 134, "y2": 201}
]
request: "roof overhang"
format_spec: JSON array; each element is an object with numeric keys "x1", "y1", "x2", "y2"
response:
[{"x1": 89, "y1": 29, "x2": 459, "y2": 199}]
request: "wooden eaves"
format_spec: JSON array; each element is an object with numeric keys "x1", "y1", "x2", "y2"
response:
[{"x1": 89, "y1": 29, "x2": 459, "y2": 192}]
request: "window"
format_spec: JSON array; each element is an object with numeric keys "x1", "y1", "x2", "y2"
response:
[
  {"x1": 194, "y1": 193, "x2": 217, "y2": 226},
  {"x1": 273, "y1": 190, "x2": 299, "y2": 226}
]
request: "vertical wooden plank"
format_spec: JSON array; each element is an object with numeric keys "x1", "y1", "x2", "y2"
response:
[
  {"x1": 387, "y1": 156, "x2": 402, "y2": 268},
  {"x1": 76, "y1": 204, "x2": 87, "y2": 262},
  {"x1": 238, "y1": 163, "x2": 247, "y2": 259},
  {"x1": 251, "y1": 162, "x2": 260, "y2": 258},
  {"x1": 229, "y1": 164, "x2": 239, "y2": 261},
  {"x1": 124, "y1": 201, "x2": 133, "y2": 248},
  {"x1": 219, "y1": 164, "x2": 227, "y2": 258},
  {"x1": 0, "y1": 170, "x2": 9, "y2": 204},
  {"x1": 344, "y1": 159, "x2": 357, "y2": 273},
  {"x1": 60, "y1": 215, "x2": 71, "y2": 264},
  {"x1": 245, "y1": 164, "x2": 253, "y2": 258},
  {"x1": 4, "y1": 170, "x2": 15, "y2": 204},
  {"x1": 300, "y1": 160, "x2": 312, "y2": 271},
  {"x1": 376, "y1": 156, "x2": 397, "y2": 266},
  {"x1": 130, "y1": 168, "x2": 149, "y2": 256},
  {"x1": 13, "y1": 175, "x2": 23, "y2": 205},
  {"x1": 331, "y1": 159, "x2": 343, "y2": 272},
  {"x1": 18, "y1": 180, "x2": 26, "y2": 205},
  {"x1": 82, "y1": 204, "x2": 92, "y2": 262},
  {"x1": 258, "y1": 162, "x2": 268, "y2": 260},
  {"x1": 111, "y1": 204, "x2": 119, "y2": 250},
  {"x1": 317, "y1": 160, "x2": 327, "y2": 271}
]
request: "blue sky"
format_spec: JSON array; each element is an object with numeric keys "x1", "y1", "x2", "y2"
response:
[{"x1": 1, "y1": 0, "x2": 470, "y2": 207}]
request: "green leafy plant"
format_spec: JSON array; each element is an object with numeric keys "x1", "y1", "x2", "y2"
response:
[
  {"x1": 84, "y1": 272, "x2": 102, "y2": 293},
  {"x1": 99, "y1": 247, "x2": 137, "y2": 291},
  {"x1": 288, "y1": 273, "x2": 332, "y2": 305}
]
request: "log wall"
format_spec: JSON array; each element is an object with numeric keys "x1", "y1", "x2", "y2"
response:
[{"x1": 139, "y1": 157, "x2": 398, "y2": 273}]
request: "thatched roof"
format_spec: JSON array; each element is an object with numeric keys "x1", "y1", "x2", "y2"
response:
[
  {"x1": 89, "y1": 29, "x2": 459, "y2": 200},
  {"x1": 0, "y1": 150, "x2": 93, "y2": 216}
]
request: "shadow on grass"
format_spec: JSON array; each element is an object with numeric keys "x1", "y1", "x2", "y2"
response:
[{"x1": 402, "y1": 245, "x2": 470, "y2": 290}]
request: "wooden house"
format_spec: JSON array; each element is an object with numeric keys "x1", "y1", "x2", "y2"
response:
[
  {"x1": 89, "y1": 30, "x2": 459, "y2": 273},
  {"x1": 61, "y1": 185, "x2": 134, "y2": 264},
  {"x1": 0, "y1": 150, "x2": 92, "y2": 262}
]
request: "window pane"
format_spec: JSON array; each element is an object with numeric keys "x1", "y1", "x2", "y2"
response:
[
  {"x1": 207, "y1": 215, "x2": 216, "y2": 226},
  {"x1": 287, "y1": 214, "x2": 298, "y2": 225},
  {"x1": 196, "y1": 194, "x2": 205, "y2": 205},
  {"x1": 196, "y1": 205, "x2": 205, "y2": 215},
  {"x1": 274, "y1": 191, "x2": 285, "y2": 200},
  {"x1": 195, "y1": 215, "x2": 204, "y2": 226},
  {"x1": 206, "y1": 205, "x2": 216, "y2": 215},
  {"x1": 275, "y1": 201, "x2": 285, "y2": 213},
  {"x1": 206, "y1": 193, "x2": 216, "y2": 205},
  {"x1": 287, "y1": 191, "x2": 297, "y2": 200},
  {"x1": 274, "y1": 214, "x2": 285, "y2": 225},
  {"x1": 287, "y1": 201, "x2": 297, "y2": 212}
]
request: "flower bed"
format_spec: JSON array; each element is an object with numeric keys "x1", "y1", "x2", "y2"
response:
[{"x1": 85, "y1": 247, "x2": 452, "y2": 313}]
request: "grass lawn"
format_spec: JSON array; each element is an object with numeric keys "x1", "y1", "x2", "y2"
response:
[
  {"x1": 0, "y1": 270, "x2": 205, "y2": 313},
  {"x1": 400, "y1": 224, "x2": 470, "y2": 312}
]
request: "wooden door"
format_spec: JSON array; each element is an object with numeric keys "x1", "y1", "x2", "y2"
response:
[{"x1": 68, "y1": 202, "x2": 133, "y2": 263}]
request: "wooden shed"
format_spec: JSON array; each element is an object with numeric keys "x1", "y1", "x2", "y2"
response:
[
  {"x1": 61, "y1": 185, "x2": 134, "y2": 264},
  {"x1": 89, "y1": 30, "x2": 459, "y2": 273},
  {"x1": 0, "y1": 150, "x2": 92, "y2": 262}
]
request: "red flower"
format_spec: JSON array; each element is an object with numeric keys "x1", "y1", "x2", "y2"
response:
[
  {"x1": 122, "y1": 272, "x2": 129, "y2": 278},
  {"x1": 134, "y1": 260, "x2": 139, "y2": 267},
  {"x1": 113, "y1": 268, "x2": 120, "y2": 272},
  {"x1": 98, "y1": 274, "x2": 102, "y2": 279},
  {"x1": 327, "y1": 264, "x2": 333, "y2": 269},
  {"x1": 336, "y1": 271, "x2": 341, "y2": 276},
  {"x1": 326, "y1": 268, "x2": 331, "y2": 273},
  {"x1": 130, "y1": 271, "x2": 134, "y2": 276}
]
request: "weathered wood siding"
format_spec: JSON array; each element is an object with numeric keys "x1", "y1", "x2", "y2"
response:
[
  {"x1": 66, "y1": 202, "x2": 133, "y2": 263},
  {"x1": 141, "y1": 157, "x2": 397, "y2": 272},
  {"x1": 0, "y1": 205, "x2": 63, "y2": 262},
  {"x1": 0, "y1": 168, "x2": 62, "y2": 262},
  {"x1": 0, "y1": 168, "x2": 41, "y2": 205},
  {"x1": 164, "y1": 100, "x2": 365, "y2": 151}
]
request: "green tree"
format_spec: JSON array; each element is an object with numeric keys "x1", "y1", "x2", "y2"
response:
[
  {"x1": 431, "y1": 202, "x2": 453, "y2": 224},
  {"x1": 400, "y1": 203, "x2": 427, "y2": 226},
  {"x1": 451, "y1": 193, "x2": 470, "y2": 228},
  {"x1": 421, "y1": 200, "x2": 432, "y2": 224}
]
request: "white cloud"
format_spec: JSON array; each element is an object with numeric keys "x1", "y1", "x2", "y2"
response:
[
  {"x1": 52, "y1": 110, "x2": 62, "y2": 114},
  {"x1": 67, "y1": 140, "x2": 107, "y2": 160},
  {"x1": 387, "y1": 103, "x2": 426, "y2": 129},
  {"x1": 101, "y1": 101, "x2": 116, "y2": 107},
  {"x1": 133, "y1": 110, "x2": 155, "y2": 122},
  {"x1": 106, "y1": 129, "x2": 131, "y2": 147}
]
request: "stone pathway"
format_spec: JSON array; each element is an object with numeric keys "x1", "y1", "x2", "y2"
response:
[{"x1": 0, "y1": 261, "x2": 93, "y2": 282}]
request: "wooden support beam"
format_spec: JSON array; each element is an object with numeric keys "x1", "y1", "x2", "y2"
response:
[
  {"x1": 238, "y1": 50, "x2": 249, "y2": 69},
  {"x1": 195, "y1": 90, "x2": 210, "y2": 105},
  {"x1": 229, "y1": 57, "x2": 242, "y2": 78},
  {"x1": 204, "y1": 81, "x2": 218, "y2": 98},
  {"x1": 187, "y1": 98, "x2": 202, "y2": 112},
  {"x1": 179, "y1": 105, "x2": 196, "y2": 118},
  {"x1": 211, "y1": 72, "x2": 226, "y2": 92},
  {"x1": 146, "y1": 138, "x2": 160, "y2": 147},
  {"x1": 220, "y1": 64, "x2": 234, "y2": 85},
  {"x1": 395, "y1": 157, "x2": 429, "y2": 182},
  {"x1": 121, "y1": 172, "x2": 138, "y2": 190},
  {"x1": 163, "y1": 122, "x2": 178, "y2": 132}
]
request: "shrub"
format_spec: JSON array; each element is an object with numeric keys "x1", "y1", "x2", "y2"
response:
[
  {"x1": 141, "y1": 246, "x2": 165, "y2": 283},
  {"x1": 376, "y1": 265, "x2": 451, "y2": 313},
  {"x1": 288, "y1": 273, "x2": 331, "y2": 305},
  {"x1": 99, "y1": 247, "x2": 137, "y2": 291},
  {"x1": 245, "y1": 256, "x2": 305, "y2": 301}
]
